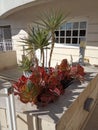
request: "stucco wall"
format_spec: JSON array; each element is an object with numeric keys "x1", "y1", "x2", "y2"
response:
[
  {"x1": 87, "y1": 16, "x2": 98, "y2": 46},
  {"x1": 0, "y1": 51, "x2": 17, "y2": 70},
  {"x1": 0, "y1": 0, "x2": 36, "y2": 17}
]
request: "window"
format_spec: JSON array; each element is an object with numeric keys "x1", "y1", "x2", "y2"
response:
[
  {"x1": 0, "y1": 25, "x2": 12, "y2": 51},
  {"x1": 55, "y1": 21, "x2": 87, "y2": 45}
]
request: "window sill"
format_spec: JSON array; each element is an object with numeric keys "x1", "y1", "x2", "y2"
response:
[{"x1": 54, "y1": 43, "x2": 79, "y2": 49}]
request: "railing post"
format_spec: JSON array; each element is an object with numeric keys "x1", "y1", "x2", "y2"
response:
[
  {"x1": 3, "y1": 39, "x2": 6, "y2": 51},
  {"x1": 0, "y1": 82, "x2": 17, "y2": 130},
  {"x1": 5, "y1": 87, "x2": 13, "y2": 130},
  {"x1": 10, "y1": 89, "x2": 17, "y2": 130}
]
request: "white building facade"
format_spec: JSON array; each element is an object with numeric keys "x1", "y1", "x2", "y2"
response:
[{"x1": 0, "y1": 0, "x2": 98, "y2": 67}]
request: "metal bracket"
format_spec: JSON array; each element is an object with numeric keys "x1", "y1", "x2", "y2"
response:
[{"x1": 84, "y1": 98, "x2": 94, "y2": 112}]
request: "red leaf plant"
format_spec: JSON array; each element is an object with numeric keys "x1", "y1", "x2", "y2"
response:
[{"x1": 13, "y1": 59, "x2": 85, "y2": 106}]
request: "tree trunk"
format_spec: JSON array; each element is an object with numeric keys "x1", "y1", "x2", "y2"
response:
[
  {"x1": 42, "y1": 50, "x2": 45, "y2": 67},
  {"x1": 48, "y1": 32, "x2": 55, "y2": 67}
]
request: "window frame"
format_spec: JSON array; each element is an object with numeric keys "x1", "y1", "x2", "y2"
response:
[
  {"x1": 55, "y1": 20, "x2": 87, "y2": 46},
  {"x1": 0, "y1": 25, "x2": 12, "y2": 51}
]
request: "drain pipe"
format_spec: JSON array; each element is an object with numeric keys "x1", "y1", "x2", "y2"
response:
[{"x1": 0, "y1": 82, "x2": 17, "y2": 130}]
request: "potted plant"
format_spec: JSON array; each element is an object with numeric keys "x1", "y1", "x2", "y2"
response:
[
  {"x1": 13, "y1": 59, "x2": 85, "y2": 106},
  {"x1": 19, "y1": 56, "x2": 34, "y2": 77},
  {"x1": 21, "y1": 26, "x2": 50, "y2": 67},
  {"x1": 13, "y1": 10, "x2": 85, "y2": 106}
]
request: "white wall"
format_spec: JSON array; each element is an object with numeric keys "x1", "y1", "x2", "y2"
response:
[
  {"x1": 0, "y1": 0, "x2": 53, "y2": 17},
  {"x1": 0, "y1": 51, "x2": 17, "y2": 70},
  {"x1": 0, "y1": 0, "x2": 35, "y2": 16},
  {"x1": 87, "y1": 16, "x2": 98, "y2": 46}
]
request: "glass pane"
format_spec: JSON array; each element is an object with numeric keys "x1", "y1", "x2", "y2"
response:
[
  {"x1": 66, "y1": 38, "x2": 71, "y2": 44},
  {"x1": 0, "y1": 28, "x2": 3, "y2": 42},
  {"x1": 0, "y1": 35, "x2": 2, "y2": 42},
  {"x1": 60, "y1": 31, "x2": 65, "y2": 36},
  {"x1": 73, "y1": 30, "x2": 78, "y2": 36},
  {"x1": 60, "y1": 23, "x2": 65, "y2": 30},
  {"x1": 66, "y1": 23, "x2": 73, "y2": 30},
  {"x1": 55, "y1": 31, "x2": 59, "y2": 36},
  {"x1": 79, "y1": 30, "x2": 86, "y2": 36},
  {"x1": 6, "y1": 42, "x2": 12, "y2": 51},
  {"x1": 73, "y1": 22, "x2": 79, "y2": 29},
  {"x1": 80, "y1": 22, "x2": 87, "y2": 29},
  {"x1": 0, "y1": 43, "x2": 3, "y2": 51},
  {"x1": 55, "y1": 38, "x2": 59, "y2": 43},
  {"x1": 60, "y1": 38, "x2": 64, "y2": 43},
  {"x1": 72, "y1": 38, "x2": 78, "y2": 44},
  {"x1": 66, "y1": 30, "x2": 71, "y2": 36},
  {"x1": 4, "y1": 26, "x2": 11, "y2": 39}
]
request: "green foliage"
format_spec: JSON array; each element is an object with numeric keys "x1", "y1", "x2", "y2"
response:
[
  {"x1": 35, "y1": 10, "x2": 68, "y2": 31},
  {"x1": 34, "y1": 9, "x2": 69, "y2": 67},
  {"x1": 19, "y1": 56, "x2": 33, "y2": 72},
  {"x1": 26, "y1": 80, "x2": 34, "y2": 92},
  {"x1": 21, "y1": 26, "x2": 51, "y2": 66},
  {"x1": 20, "y1": 10, "x2": 69, "y2": 67}
]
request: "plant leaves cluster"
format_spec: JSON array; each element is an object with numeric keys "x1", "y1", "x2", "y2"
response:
[{"x1": 20, "y1": 9, "x2": 69, "y2": 69}]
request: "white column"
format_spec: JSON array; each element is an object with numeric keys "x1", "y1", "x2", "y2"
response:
[
  {"x1": 5, "y1": 87, "x2": 13, "y2": 130},
  {"x1": 0, "y1": 84, "x2": 17, "y2": 130},
  {"x1": 10, "y1": 91, "x2": 17, "y2": 130}
]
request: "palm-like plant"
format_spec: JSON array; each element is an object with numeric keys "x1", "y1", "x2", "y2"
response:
[
  {"x1": 34, "y1": 10, "x2": 69, "y2": 67},
  {"x1": 19, "y1": 56, "x2": 33, "y2": 72},
  {"x1": 21, "y1": 26, "x2": 50, "y2": 67}
]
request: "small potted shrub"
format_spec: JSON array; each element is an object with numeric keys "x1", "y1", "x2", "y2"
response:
[{"x1": 19, "y1": 56, "x2": 33, "y2": 77}]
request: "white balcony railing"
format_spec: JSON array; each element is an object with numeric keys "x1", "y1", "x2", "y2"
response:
[{"x1": 0, "y1": 39, "x2": 13, "y2": 51}]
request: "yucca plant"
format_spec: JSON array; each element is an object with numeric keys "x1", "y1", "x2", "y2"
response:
[
  {"x1": 34, "y1": 10, "x2": 69, "y2": 67},
  {"x1": 21, "y1": 26, "x2": 50, "y2": 67}
]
